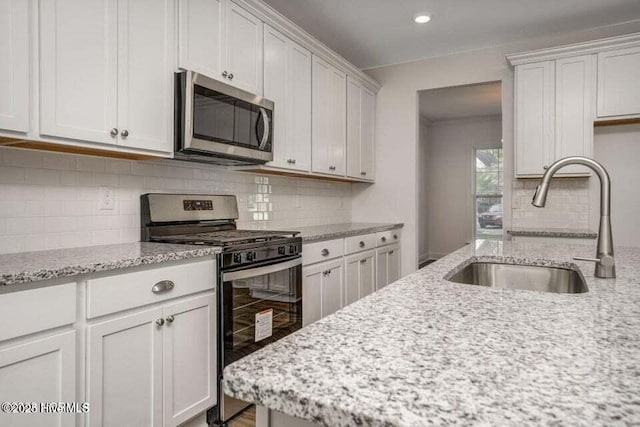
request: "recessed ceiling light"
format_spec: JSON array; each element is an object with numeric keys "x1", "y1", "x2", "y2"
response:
[{"x1": 414, "y1": 14, "x2": 431, "y2": 24}]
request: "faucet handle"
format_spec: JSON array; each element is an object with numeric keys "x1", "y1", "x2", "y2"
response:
[{"x1": 573, "y1": 255, "x2": 615, "y2": 268}]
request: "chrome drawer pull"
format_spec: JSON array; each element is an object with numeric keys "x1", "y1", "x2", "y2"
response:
[
  {"x1": 156, "y1": 318, "x2": 165, "y2": 326},
  {"x1": 360, "y1": 259, "x2": 367, "y2": 263},
  {"x1": 389, "y1": 250, "x2": 395, "y2": 254},
  {"x1": 166, "y1": 315, "x2": 175, "y2": 324},
  {"x1": 321, "y1": 249, "x2": 329, "y2": 256},
  {"x1": 359, "y1": 241, "x2": 365, "y2": 248},
  {"x1": 393, "y1": 234, "x2": 398, "y2": 240},
  {"x1": 381, "y1": 236, "x2": 387, "y2": 242},
  {"x1": 152, "y1": 280, "x2": 175, "y2": 294}
]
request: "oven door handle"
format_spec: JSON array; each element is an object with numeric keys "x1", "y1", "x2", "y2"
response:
[
  {"x1": 223, "y1": 258, "x2": 301, "y2": 282},
  {"x1": 258, "y1": 107, "x2": 270, "y2": 150}
]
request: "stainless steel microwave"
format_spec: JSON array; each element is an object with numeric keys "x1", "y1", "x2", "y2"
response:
[{"x1": 174, "y1": 70, "x2": 274, "y2": 165}]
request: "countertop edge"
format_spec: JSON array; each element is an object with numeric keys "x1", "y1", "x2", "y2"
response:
[
  {"x1": 301, "y1": 223, "x2": 404, "y2": 243},
  {"x1": 507, "y1": 228, "x2": 597, "y2": 239}
]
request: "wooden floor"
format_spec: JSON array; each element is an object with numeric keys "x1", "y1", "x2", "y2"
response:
[{"x1": 228, "y1": 405, "x2": 256, "y2": 427}]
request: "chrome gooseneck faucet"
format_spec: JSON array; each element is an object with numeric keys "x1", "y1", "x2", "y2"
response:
[{"x1": 532, "y1": 156, "x2": 616, "y2": 279}]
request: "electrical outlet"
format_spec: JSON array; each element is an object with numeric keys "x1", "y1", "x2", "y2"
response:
[{"x1": 99, "y1": 187, "x2": 115, "y2": 210}]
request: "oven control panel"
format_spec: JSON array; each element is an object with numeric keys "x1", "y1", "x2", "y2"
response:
[
  {"x1": 223, "y1": 240, "x2": 302, "y2": 268},
  {"x1": 183, "y1": 199, "x2": 214, "y2": 211}
]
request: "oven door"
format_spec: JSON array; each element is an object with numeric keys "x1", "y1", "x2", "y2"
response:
[
  {"x1": 176, "y1": 71, "x2": 273, "y2": 164},
  {"x1": 218, "y1": 256, "x2": 302, "y2": 422}
]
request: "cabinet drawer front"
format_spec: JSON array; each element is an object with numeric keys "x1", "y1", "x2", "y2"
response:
[
  {"x1": 344, "y1": 233, "x2": 376, "y2": 255},
  {"x1": 0, "y1": 283, "x2": 76, "y2": 342},
  {"x1": 87, "y1": 258, "x2": 216, "y2": 319},
  {"x1": 376, "y1": 229, "x2": 401, "y2": 247},
  {"x1": 302, "y1": 238, "x2": 344, "y2": 265}
]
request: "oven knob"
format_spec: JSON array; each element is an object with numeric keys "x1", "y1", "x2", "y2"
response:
[
  {"x1": 278, "y1": 246, "x2": 286, "y2": 255},
  {"x1": 289, "y1": 245, "x2": 296, "y2": 254},
  {"x1": 246, "y1": 252, "x2": 255, "y2": 261},
  {"x1": 233, "y1": 253, "x2": 242, "y2": 263}
]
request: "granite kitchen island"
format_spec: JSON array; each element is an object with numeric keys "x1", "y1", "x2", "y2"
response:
[{"x1": 223, "y1": 240, "x2": 640, "y2": 426}]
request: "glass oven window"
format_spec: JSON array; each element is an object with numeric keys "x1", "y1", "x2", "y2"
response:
[{"x1": 223, "y1": 264, "x2": 301, "y2": 366}]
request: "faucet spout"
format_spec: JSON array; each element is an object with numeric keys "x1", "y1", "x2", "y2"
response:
[{"x1": 530, "y1": 156, "x2": 615, "y2": 279}]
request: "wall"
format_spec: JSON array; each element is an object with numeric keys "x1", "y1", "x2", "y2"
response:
[
  {"x1": 0, "y1": 147, "x2": 351, "y2": 254},
  {"x1": 593, "y1": 123, "x2": 640, "y2": 247},
  {"x1": 421, "y1": 116, "x2": 502, "y2": 259},
  {"x1": 353, "y1": 20, "x2": 640, "y2": 276}
]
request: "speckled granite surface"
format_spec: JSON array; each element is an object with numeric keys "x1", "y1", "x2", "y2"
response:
[
  {"x1": 295, "y1": 222, "x2": 404, "y2": 242},
  {"x1": 507, "y1": 227, "x2": 597, "y2": 239},
  {"x1": 0, "y1": 243, "x2": 220, "y2": 287},
  {"x1": 223, "y1": 240, "x2": 640, "y2": 426}
]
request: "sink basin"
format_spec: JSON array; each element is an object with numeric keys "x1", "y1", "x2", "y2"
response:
[{"x1": 447, "y1": 262, "x2": 588, "y2": 294}]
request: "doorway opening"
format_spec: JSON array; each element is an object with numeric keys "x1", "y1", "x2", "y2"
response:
[{"x1": 417, "y1": 81, "x2": 503, "y2": 263}]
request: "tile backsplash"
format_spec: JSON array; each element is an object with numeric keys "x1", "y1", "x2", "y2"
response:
[
  {"x1": 511, "y1": 178, "x2": 590, "y2": 230},
  {"x1": 0, "y1": 147, "x2": 351, "y2": 254}
]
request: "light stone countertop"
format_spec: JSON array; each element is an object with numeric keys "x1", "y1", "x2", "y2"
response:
[
  {"x1": 507, "y1": 227, "x2": 598, "y2": 239},
  {"x1": 223, "y1": 240, "x2": 640, "y2": 426},
  {"x1": 294, "y1": 222, "x2": 404, "y2": 243},
  {"x1": 0, "y1": 242, "x2": 220, "y2": 288}
]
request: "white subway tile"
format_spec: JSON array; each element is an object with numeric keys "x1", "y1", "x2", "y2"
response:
[
  {"x1": 77, "y1": 156, "x2": 106, "y2": 172},
  {"x1": 4, "y1": 148, "x2": 42, "y2": 168}
]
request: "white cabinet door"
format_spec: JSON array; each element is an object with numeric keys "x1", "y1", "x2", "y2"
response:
[
  {"x1": 346, "y1": 76, "x2": 362, "y2": 179},
  {"x1": 312, "y1": 56, "x2": 346, "y2": 176},
  {"x1": 39, "y1": 0, "x2": 117, "y2": 144},
  {"x1": 264, "y1": 25, "x2": 312, "y2": 171},
  {"x1": 0, "y1": 0, "x2": 29, "y2": 133},
  {"x1": 162, "y1": 293, "x2": 216, "y2": 427},
  {"x1": 88, "y1": 307, "x2": 164, "y2": 427},
  {"x1": 376, "y1": 244, "x2": 400, "y2": 290},
  {"x1": 286, "y1": 37, "x2": 312, "y2": 171},
  {"x1": 0, "y1": 331, "x2": 76, "y2": 427},
  {"x1": 116, "y1": 0, "x2": 174, "y2": 153},
  {"x1": 514, "y1": 61, "x2": 555, "y2": 177},
  {"x1": 302, "y1": 259, "x2": 343, "y2": 325},
  {"x1": 178, "y1": 0, "x2": 224, "y2": 79},
  {"x1": 302, "y1": 267, "x2": 322, "y2": 327},
  {"x1": 597, "y1": 46, "x2": 640, "y2": 118},
  {"x1": 224, "y1": 1, "x2": 263, "y2": 94},
  {"x1": 344, "y1": 250, "x2": 375, "y2": 306},
  {"x1": 555, "y1": 55, "x2": 595, "y2": 175},
  {"x1": 360, "y1": 87, "x2": 376, "y2": 180}
]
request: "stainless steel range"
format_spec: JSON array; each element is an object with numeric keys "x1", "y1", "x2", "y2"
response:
[{"x1": 140, "y1": 193, "x2": 302, "y2": 426}]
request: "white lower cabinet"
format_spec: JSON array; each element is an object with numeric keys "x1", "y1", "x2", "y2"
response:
[
  {"x1": 88, "y1": 292, "x2": 216, "y2": 427},
  {"x1": 344, "y1": 250, "x2": 375, "y2": 306},
  {"x1": 376, "y1": 243, "x2": 401, "y2": 290},
  {"x1": 0, "y1": 331, "x2": 76, "y2": 427},
  {"x1": 302, "y1": 259, "x2": 343, "y2": 326}
]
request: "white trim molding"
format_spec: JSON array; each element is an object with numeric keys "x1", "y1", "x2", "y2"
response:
[{"x1": 507, "y1": 32, "x2": 640, "y2": 66}]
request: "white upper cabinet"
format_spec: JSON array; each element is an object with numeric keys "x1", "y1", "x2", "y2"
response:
[
  {"x1": 40, "y1": 0, "x2": 117, "y2": 145},
  {"x1": 555, "y1": 55, "x2": 595, "y2": 175},
  {"x1": 597, "y1": 46, "x2": 640, "y2": 118},
  {"x1": 39, "y1": 0, "x2": 174, "y2": 154},
  {"x1": 178, "y1": 0, "x2": 224, "y2": 79},
  {"x1": 116, "y1": 0, "x2": 175, "y2": 153},
  {"x1": 346, "y1": 76, "x2": 375, "y2": 180},
  {"x1": 514, "y1": 61, "x2": 555, "y2": 177},
  {"x1": 0, "y1": 0, "x2": 29, "y2": 133},
  {"x1": 264, "y1": 24, "x2": 311, "y2": 171},
  {"x1": 224, "y1": 1, "x2": 263, "y2": 94},
  {"x1": 312, "y1": 55, "x2": 346, "y2": 176}
]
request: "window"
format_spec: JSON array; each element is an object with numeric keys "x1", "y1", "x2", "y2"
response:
[{"x1": 474, "y1": 148, "x2": 503, "y2": 240}]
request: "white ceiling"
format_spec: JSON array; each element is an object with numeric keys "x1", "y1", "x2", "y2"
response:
[
  {"x1": 262, "y1": 0, "x2": 640, "y2": 69},
  {"x1": 419, "y1": 82, "x2": 502, "y2": 122}
]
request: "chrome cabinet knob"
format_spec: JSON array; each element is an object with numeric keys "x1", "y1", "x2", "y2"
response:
[
  {"x1": 320, "y1": 248, "x2": 329, "y2": 256},
  {"x1": 329, "y1": 165, "x2": 336, "y2": 171},
  {"x1": 359, "y1": 241, "x2": 365, "y2": 248},
  {"x1": 389, "y1": 250, "x2": 395, "y2": 255},
  {"x1": 166, "y1": 315, "x2": 175, "y2": 324},
  {"x1": 222, "y1": 71, "x2": 228, "y2": 78},
  {"x1": 228, "y1": 73, "x2": 234, "y2": 80},
  {"x1": 381, "y1": 236, "x2": 387, "y2": 242},
  {"x1": 287, "y1": 158, "x2": 294, "y2": 164},
  {"x1": 156, "y1": 318, "x2": 165, "y2": 327},
  {"x1": 110, "y1": 128, "x2": 118, "y2": 137},
  {"x1": 393, "y1": 234, "x2": 398, "y2": 240},
  {"x1": 361, "y1": 171, "x2": 367, "y2": 176},
  {"x1": 120, "y1": 129, "x2": 129, "y2": 138},
  {"x1": 292, "y1": 159, "x2": 296, "y2": 164},
  {"x1": 360, "y1": 258, "x2": 367, "y2": 263}
]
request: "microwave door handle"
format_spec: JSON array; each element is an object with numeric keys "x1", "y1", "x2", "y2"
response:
[
  {"x1": 258, "y1": 107, "x2": 270, "y2": 150},
  {"x1": 223, "y1": 258, "x2": 301, "y2": 282}
]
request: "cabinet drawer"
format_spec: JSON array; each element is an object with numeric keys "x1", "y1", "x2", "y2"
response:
[
  {"x1": 0, "y1": 282, "x2": 76, "y2": 342},
  {"x1": 344, "y1": 233, "x2": 376, "y2": 255},
  {"x1": 302, "y1": 238, "x2": 344, "y2": 265},
  {"x1": 87, "y1": 258, "x2": 216, "y2": 319},
  {"x1": 376, "y1": 229, "x2": 401, "y2": 247}
]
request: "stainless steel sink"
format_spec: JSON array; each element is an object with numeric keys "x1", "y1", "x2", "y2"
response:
[{"x1": 447, "y1": 262, "x2": 588, "y2": 294}]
